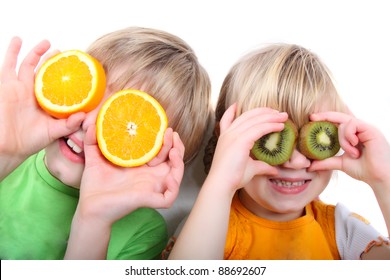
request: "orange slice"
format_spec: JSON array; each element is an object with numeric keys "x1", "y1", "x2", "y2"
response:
[
  {"x1": 35, "y1": 50, "x2": 106, "y2": 118},
  {"x1": 96, "y1": 89, "x2": 168, "y2": 167}
]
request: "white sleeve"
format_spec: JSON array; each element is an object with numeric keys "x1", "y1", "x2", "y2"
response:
[{"x1": 335, "y1": 203, "x2": 389, "y2": 259}]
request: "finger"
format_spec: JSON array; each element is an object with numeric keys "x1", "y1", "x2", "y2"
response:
[
  {"x1": 162, "y1": 147, "x2": 184, "y2": 207},
  {"x1": 337, "y1": 123, "x2": 359, "y2": 158},
  {"x1": 166, "y1": 135, "x2": 185, "y2": 189},
  {"x1": 221, "y1": 108, "x2": 287, "y2": 137},
  {"x1": 251, "y1": 160, "x2": 279, "y2": 176},
  {"x1": 49, "y1": 112, "x2": 86, "y2": 141},
  {"x1": 244, "y1": 122, "x2": 285, "y2": 144},
  {"x1": 172, "y1": 132, "x2": 185, "y2": 160},
  {"x1": 18, "y1": 39, "x2": 51, "y2": 85},
  {"x1": 169, "y1": 143, "x2": 185, "y2": 178},
  {"x1": 226, "y1": 107, "x2": 285, "y2": 132},
  {"x1": 310, "y1": 111, "x2": 352, "y2": 124},
  {"x1": 148, "y1": 127, "x2": 173, "y2": 167},
  {"x1": 36, "y1": 49, "x2": 60, "y2": 71},
  {"x1": 84, "y1": 124, "x2": 97, "y2": 146},
  {"x1": 344, "y1": 119, "x2": 362, "y2": 146},
  {"x1": 311, "y1": 112, "x2": 360, "y2": 158},
  {"x1": 346, "y1": 119, "x2": 377, "y2": 144},
  {"x1": 145, "y1": 187, "x2": 178, "y2": 209},
  {"x1": 1, "y1": 37, "x2": 22, "y2": 82},
  {"x1": 83, "y1": 125, "x2": 108, "y2": 168},
  {"x1": 162, "y1": 174, "x2": 180, "y2": 208},
  {"x1": 219, "y1": 103, "x2": 237, "y2": 133},
  {"x1": 308, "y1": 156, "x2": 343, "y2": 172}
]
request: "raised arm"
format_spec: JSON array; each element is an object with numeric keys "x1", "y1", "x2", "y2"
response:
[
  {"x1": 169, "y1": 105, "x2": 287, "y2": 259},
  {"x1": 0, "y1": 37, "x2": 84, "y2": 181},
  {"x1": 310, "y1": 112, "x2": 390, "y2": 258}
]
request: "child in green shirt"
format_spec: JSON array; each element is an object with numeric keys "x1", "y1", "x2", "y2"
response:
[{"x1": 0, "y1": 27, "x2": 211, "y2": 259}]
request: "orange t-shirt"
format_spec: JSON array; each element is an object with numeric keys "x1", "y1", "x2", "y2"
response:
[{"x1": 224, "y1": 194, "x2": 341, "y2": 260}]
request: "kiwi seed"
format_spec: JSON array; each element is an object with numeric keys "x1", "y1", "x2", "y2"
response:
[
  {"x1": 298, "y1": 121, "x2": 340, "y2": 160},
  {"x1": 251, "y1": 119, "x2": 298, "y2": 165}
]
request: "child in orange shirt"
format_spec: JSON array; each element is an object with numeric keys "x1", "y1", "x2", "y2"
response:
[{"x1": 169, "y1": 43, "x2": 390, "y2": 259}]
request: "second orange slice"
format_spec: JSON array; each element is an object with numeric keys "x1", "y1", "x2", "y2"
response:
[{"x1": 96, "y1": 89, "x2": 168, "y2": 167}]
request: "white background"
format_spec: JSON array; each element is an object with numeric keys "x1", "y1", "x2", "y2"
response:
[{"x1": 0, "y1": 0, "x2": 389, "y2": 236}]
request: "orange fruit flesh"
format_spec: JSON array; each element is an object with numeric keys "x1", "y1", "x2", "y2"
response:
[
  {"x1": 97, "y1": 89, "x2": 168, "y2": 167},
  {"x1": 42, "y1": 56, "x2": 93, "y2": 105},
  {"x1": 35, "y1": 50, "x2": 106, "y2": 119}
]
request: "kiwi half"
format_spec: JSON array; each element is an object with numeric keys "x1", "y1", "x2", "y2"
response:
[
  {"x1": 298, "y1": 121, "x2": 340, "y2": 160},
  {"x1": 251, "y1": 119, "x2": 298, "y2": 165}
]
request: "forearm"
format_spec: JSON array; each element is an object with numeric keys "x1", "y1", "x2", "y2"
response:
[
  {"x1": 0, "y1": 153, "x2": 25, "y2": 181},
  {"x1": 64, "y1": 208, "x2": 111, "y2": 260},
  {"x1": 169, "y1": 176, "x2": 235, "y2": 260},
  {"x1": 372, "y1": 181, "x2": 390, "y2": 236}
]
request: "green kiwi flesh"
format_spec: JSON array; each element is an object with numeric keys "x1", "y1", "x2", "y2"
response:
[
  {"x1": 251, "y1": 119, "x2": 297, "y2": 165},
  {"x1": 298, "y1": 121, "x2": 340, "y2": 160}
]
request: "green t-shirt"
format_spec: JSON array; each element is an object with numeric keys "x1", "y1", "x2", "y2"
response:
[{"x1": 0, "y1": 151, "x2": 167, "y2": 260}]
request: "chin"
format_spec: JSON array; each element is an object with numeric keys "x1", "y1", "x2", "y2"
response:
[
  {"x1": 44, "y1": 144, "x2": 84, "y2": 189},
  {"x1": 271, "y1": 202, "x2": 307, "y2": 214},
  {"x1": 48, "y1": 161, "x2": 83, "y2": 188},
  {"x1": 58, "y1": 172, "x2": 83, "y2": 189}
]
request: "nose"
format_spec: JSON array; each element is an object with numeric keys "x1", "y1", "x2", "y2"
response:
[{"x1": 281, "y1": 148, "x2": 311, "y2": 169}]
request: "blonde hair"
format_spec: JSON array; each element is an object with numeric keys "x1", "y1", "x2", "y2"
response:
[
  {"x1": 204, "y1": 43, "x2": 346, "y2": 172},
  {"x1": 87, "y1": 27, "x2": 212, "y2": 164}
]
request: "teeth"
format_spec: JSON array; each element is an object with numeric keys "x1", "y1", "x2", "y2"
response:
[
  {"x1": 66, "y1": 138, "x2": 82, "y2": 154},
  {"x1": 271, "y1": 179, "x2": 306, "y2": 187}
]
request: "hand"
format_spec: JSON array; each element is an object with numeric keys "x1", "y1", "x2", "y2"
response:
[
  {"x1": 208, "y1": 104, "x2": 287, "y2": 194},
  {"x1": 78, "y1": 125, "x2": 185, "y2": 225},
  {"x1": 309, "y1": 112, "x2": 390, "y2": 188},
  {"x1": 0, "y1": 37, "x2": 85, "y2": 160},
  {"x1": 65, "y1": 127, "x2": 184, "y2": 260}
]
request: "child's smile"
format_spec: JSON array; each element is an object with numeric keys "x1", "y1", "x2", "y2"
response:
[
  {"x1": 240, "y1": 166, "x2": 332, "y2": 221},
  {"x1": 59, "y1": 136, "x2": 85, "y2": 164},
  {"x1": 65, "y1": 137, "x2": 83, "y2": 154},
  {"x1": 44, "y1": 130, "x2": 88, "y2": 188},
  {"x1": 269, "y1": 178, "x2": 311, "y2": 195}
]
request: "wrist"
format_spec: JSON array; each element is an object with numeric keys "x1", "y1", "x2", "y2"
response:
[
  {"x1": 202, "y1": 173, "x2": 237, "y2": 202},
  {"x1": 369, "y1": 174, "x2": 390, "y2": 194},
  {"x1": 73, "y1": 201, "x2": 114, "y2": 229},
  {"x1": 65, "y1": 207, "x2": 111, "y2": 260}
]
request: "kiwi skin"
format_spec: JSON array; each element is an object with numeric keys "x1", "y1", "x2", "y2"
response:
[
  {"x1": 251, "y1": 119, "x2": 298, "y2": 165},
  {"x1": 298, "y1": 121, "x2": 340, "y2": 160}
]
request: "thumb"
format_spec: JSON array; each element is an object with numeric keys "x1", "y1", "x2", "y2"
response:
[
  {"x1": 83, "y1": 124, "x2": 106, "y2": 168},
  {"x1": 251, "y1": 160, "x2": 279, "y2": 177},
  {"x1": 84, "y1": 124, "x2": 97, "y2": 146},
  {"x1": 49, "y1": 112, "x2": 85, "y2": 140},
  {"x1": 309, "y1": 157, "x2": 343, "y2": 172}
]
